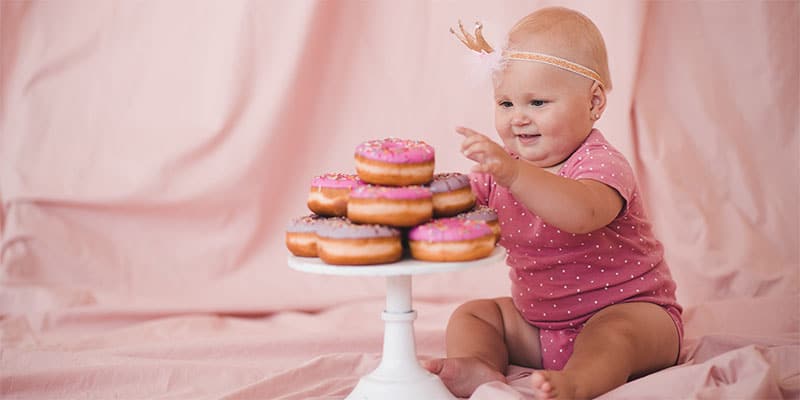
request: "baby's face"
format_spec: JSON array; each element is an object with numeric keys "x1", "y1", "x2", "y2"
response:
[{"x1": 493, "y1": 60, "x2": 595, "y2": 168}]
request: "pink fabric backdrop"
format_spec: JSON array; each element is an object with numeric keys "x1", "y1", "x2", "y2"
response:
[{"x1": 1, "y1": 1, "x2": 798, "y2": 399}]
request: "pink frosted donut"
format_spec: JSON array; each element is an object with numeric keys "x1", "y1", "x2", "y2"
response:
[
  {"x1": 458, "y1": 205, "x2": 501, "y2": 243},
  {"x1": 408, "y1": 218, "x2": 495, "y2": 262},
  {"x1": 316, "y1": 218, "x2": 403, "y2": 265},
  {"x1": 307, "y1": 172, "x2": 364, "y2": 217},
  {"x1": 347, "y1": 185, "x2": 433, "y2": 227},
  {"x1": 429, "y1": 173, "x2": 476, "y2": 217},
  {"x1": 354, "y1": 138, "x2": 435, "y2": 186}
]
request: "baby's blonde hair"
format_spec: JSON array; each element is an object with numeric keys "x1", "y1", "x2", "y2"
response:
[{"x1": 508, "y1": 7, "x2": 612, "y2": 91}]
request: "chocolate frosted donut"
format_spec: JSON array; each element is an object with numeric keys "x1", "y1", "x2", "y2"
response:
[
  {"x1": 408, "y1": 218, "x2": 495, "y2": 262},
  {"x1": 307, "y1": 173, "x2": 364, "y2": 217},
  {"x1": 458, "y1": 205, "x2": 501, "y2": 243},
  {"x1": 354, "y1": 138, "x2": 435, "y2": 186},
  {"x1": 429, "y1": 172, "x2": 476, "y2": 217},
  {"x1": 347, "y1": 185, "x2": 433, "y2": 227},
  {"x1": 316, "y1": 219, "x2": 403, "y2": 265}
]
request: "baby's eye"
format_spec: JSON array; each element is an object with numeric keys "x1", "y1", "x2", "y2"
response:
[
  {"x1": 499, "y1": 101, "x2": 513, "y2": 108},
  {"x1": 531, "y1": 100, "x2": 546, "y2": 107}
]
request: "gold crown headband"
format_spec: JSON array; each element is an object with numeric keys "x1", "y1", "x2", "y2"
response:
[{"x1": 450, "y1": 20, "x2": 606, "y2": 88}]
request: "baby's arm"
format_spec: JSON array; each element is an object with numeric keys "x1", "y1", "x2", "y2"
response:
[{"x1": 458, "y1": 127, "x2": 623, "y2": 234}]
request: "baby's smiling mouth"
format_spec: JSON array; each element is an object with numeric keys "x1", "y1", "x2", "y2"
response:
[
  {"x1": 515, "y1": 133, "x2": 542, "y2": 145},
  {"x1": 515, "y1": 133, "x2": 542, "y2": 140}
]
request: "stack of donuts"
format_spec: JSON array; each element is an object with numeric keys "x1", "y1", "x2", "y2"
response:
[{"x1": 286, "y1": 138, "x2": 500, "y2": 265}]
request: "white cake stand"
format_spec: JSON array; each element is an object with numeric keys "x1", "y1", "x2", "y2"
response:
[{"x1": 288, "y1": 246, "x2": 506, "y2": 400}]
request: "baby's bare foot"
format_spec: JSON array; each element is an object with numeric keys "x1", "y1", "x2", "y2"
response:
[
  {"x1": 423, "y1": 357, "x2": 507, "y2": 398},
  {"x1": 530, "y1": 370, "x2": 578, "y2": 400}
]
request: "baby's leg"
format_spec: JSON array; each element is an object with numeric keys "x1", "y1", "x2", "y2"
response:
[
  {"x1": 530, "y1": 302, "x2": 680, "y2": 400},
  {"x1": 424, "y1": 297, "x2": 541, "y2": 397}
]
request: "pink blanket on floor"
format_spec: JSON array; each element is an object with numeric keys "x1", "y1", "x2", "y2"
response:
[
  {"x1": 2, "y1": 296, "x2": 797, "y2": 399},
  {"x1": 2, "y1": 1, "x2": 798, "y2": 399}
]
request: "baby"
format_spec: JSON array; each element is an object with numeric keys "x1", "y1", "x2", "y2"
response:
[{"x1": 425, "y1": 7, "x2": 683, "y2": 399}]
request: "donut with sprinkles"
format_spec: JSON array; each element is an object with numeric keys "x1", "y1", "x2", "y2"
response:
[
  {"x1": 285, "y1": 214, "x2": 345, "y2": 257},
  {"x1": 347, "y1": 185, "x2": 433, "y2": 228},
  {"x1": 307, "y1": 172, "x2": 364, "y2": 217},
  {"x1": 428, "y1": 172, "x2": 476, "y2": 217},
  {"x1": 316, "y1": 218, "x2": 403, "y2": 265},
  {"x1": 408, "y1": 218, "x2": 495, "y2": 262},
  {"x1": 354, "y1": 138, "x2": 435, "y2": 186}
]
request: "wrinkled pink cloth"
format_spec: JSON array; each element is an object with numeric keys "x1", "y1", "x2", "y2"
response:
[
  {"x1": 1, "y1": 297, "x2": 797, "y2": 399},
  {"x1": 1, "y1": 1, "x2": 798, "y2": 399}
]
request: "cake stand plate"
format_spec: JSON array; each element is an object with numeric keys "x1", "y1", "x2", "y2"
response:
[{"x1": 288, "y1": 247, "x2": 506, "y2": 400}]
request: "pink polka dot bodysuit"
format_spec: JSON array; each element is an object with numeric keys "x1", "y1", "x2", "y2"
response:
[{"x1": 470, "y1": 129, "x2": 683, "y2": 370}]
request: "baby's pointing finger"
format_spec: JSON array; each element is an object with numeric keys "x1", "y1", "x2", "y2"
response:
[{"x1": 455, "y1": 126, "x2": 483, "y2": 138}]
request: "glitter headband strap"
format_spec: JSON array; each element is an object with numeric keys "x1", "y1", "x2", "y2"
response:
[
  {"x1": 502, "y1": 50, "x2": 605, "y2": 88},
  {"x1": 450, "y1": 20, "x2": 606, "y2": 88}
]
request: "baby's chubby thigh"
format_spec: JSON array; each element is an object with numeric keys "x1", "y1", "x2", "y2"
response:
[
  {"x1": 573, "y1": 301, "x2": 681, "y2": 377},
  {"x1": 448, "y1": 297, "x2": 544, "y2": 369}
]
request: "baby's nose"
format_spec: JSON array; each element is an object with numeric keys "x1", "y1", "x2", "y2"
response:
[{"x1": 511, "y1": 111, "x2": 531, "y2": 125}]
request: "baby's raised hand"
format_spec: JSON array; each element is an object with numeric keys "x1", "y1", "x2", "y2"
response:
[{"x1": 457, "y1": 126, "x2": 519, "y2": 188}]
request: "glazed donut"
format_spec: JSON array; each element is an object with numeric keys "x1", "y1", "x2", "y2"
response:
[
  {"x1": 285, "y1": 214, "x2": 328, "y2": 257},
  {"x1": 408, "y1": 218, "x2": 495, "y2": 262},
  {"x1": 429, "y1": 173, "x2": 476, "y2": 217},
  {"x1": 347, "y1": 185, "x2": 433, "y2": 227},
  {"x1": 354, "y1": 138, "x2": 435, "y2": 186},
  {"x1": 458, "y1": 205, "x2": 501, "y2": 243},
  {"x1": 316, "y1": 219, "x2": 403, "y2": 265},
  {"x1": 307, "y1": 173, "x2": 364, "y2": 217}
]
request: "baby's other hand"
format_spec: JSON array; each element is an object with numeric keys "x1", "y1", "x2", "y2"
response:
[{"x1": 457, "y1": 126, "x2": 518, "y2": 187}]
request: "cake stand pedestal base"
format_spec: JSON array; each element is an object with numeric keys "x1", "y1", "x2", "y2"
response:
[
  {"x1": 346, "y1": 275, "x2": 456, "y2": 400},
  {"x1": 347, "y1": 372, "x2": 456, "y2": 400}
]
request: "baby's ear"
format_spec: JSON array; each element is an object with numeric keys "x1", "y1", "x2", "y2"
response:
[{"x1": 589, "y1": 81, "x2": 607, "y2": 115}]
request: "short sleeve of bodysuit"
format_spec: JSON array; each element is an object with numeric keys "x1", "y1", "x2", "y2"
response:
[{"x1": 560, "y1": 131, "x2": 637, "y2": 215}]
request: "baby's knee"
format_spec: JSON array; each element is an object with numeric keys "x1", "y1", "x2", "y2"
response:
[{"x1": 451, "y1": 298, "x2": 505, "y2": 324}]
